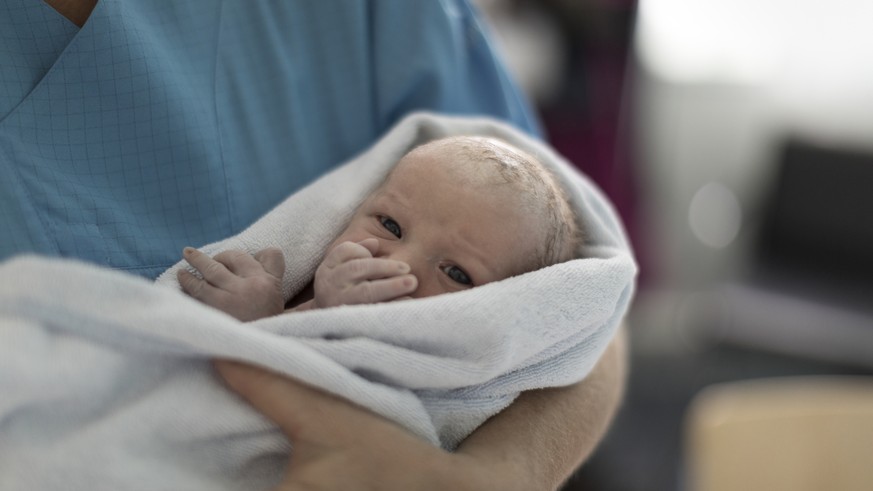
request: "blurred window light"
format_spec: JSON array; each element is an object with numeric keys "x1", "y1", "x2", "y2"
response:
[
  {"x1": 636, "y1": 0, "x2": 873, "y2": 86},
  {"x1": 688, "y1": 182, "x2": 742, "y2": 249}
]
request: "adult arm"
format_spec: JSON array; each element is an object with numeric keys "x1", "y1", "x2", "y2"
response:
[
  {"x1": 457, "y1": 325, "x2": 628, "y2": 489},
  {"x1": 215, "y1": 325, "x2": 628, "y2": 491}
]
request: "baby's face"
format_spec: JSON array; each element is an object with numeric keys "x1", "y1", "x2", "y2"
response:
[{"x1": 327, "y1": 148, "x2": 542, "y2": 299}]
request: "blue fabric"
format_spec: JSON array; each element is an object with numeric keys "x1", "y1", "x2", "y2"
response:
[{"x1": 0, "y1": 0, "x2": 540, "y2": 279}]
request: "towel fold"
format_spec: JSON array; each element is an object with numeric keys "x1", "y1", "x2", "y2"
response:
[{"x1": 0, "y1": 112, "x2": 636, "y2": 490}]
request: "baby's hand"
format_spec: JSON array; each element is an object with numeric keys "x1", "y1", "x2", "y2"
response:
[
  {"x1": 314, "y1": 239, "x2": 417, "y2": 308},
  {"x1": 178, "y1": 247, "x2": 286, "y2": 322}
]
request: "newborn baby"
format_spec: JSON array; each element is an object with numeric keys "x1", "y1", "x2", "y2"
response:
[{"x1": 178, "y1": 136, "x2": 580, "y2": 321}]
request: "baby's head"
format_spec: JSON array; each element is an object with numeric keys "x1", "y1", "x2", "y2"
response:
[{"x1": 329, "y1": 136, "x2": 580, "y2": 298}]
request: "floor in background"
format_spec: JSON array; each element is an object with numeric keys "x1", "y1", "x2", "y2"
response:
[{"x1": 560, "y1": 340, "x2": 872, "y2": 491}]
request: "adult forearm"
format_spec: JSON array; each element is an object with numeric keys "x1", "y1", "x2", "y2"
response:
[
  {"x1": 455, "y1": 325, "x2": 629, "y2": 490},
  {"x1": 213, "y1": 325, "x2": 628, "y2": 491}
]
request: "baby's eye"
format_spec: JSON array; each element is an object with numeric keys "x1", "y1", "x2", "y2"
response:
[
  {"x1": 442, "y1": 265, "x2": 473, "y2": 286},
  {"x1": 379, "y1": 216, "x2": 402, "y2": 238}
]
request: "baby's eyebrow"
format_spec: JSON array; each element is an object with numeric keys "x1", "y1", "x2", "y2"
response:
[
  {"x1": 451, "y1": 237, "x2": 498, "y2": 280},
  {"x1": 372, "y1": 189, "x2": 406, "y2": 208}
]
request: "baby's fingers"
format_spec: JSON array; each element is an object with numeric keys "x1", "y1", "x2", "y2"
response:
[
  {"x1": 253, "y1": 247, "x2": 285, "y2": 279},
  {"x1": 322, "y1": 241, "x2": 375, "y2": 268},
  {"x1": 356, "y1": 238, "x2": 380, "y2": 256},
  {"x1": 347, "y1": 274, "x2": 418, "y2": 304},
  {"x1": 213, "y1": 250, "x2": 264, "y2": 277},
  {"x1": 339, "y1": 258, "x2": 410, "y2": 283},
  {"x1": 178, "y1": 268, "x2": 224, "y2": 304},
  {"x1": 183, "y1": 247, "x2": 235, "y2": 286}
]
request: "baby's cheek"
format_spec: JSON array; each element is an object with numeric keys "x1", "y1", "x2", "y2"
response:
[{"x1": 409, "y1": 273, "x2": 446, "y2": 299}]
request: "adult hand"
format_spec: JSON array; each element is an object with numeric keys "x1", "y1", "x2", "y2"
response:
[
  {"x1": 313, "y1": 239, "x2": 417, "y2": 308},
  {"x1": 178, "y1": 247, "x2": 286, "y2": 322},
  {"x1": 213, "y1": 360, "x2": 504, "y2": 491}
]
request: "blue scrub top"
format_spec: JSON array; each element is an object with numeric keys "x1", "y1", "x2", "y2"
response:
[{"x1": 0, "y1": 0, "x2": 540, "y2": 279}]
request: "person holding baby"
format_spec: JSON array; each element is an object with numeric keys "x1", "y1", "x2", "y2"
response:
[{"x1": 1, "y1": 1, "x2": 628, "y2": 489}]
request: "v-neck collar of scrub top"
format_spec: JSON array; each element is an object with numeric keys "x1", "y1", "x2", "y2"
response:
[
  {"x1": 0, "y1": 0, "x2": 84, "y2": 120},
  {"x1": 0, "y1": 0, "x2": 230, "y2": 278}
]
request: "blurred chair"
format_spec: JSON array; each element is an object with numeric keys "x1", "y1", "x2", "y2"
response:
[
  {"x1": 702, "y1": 139, "x2": 873, "y2": 369},
  {"x1": 684, "y1": 376, "x2": 873, "y2": 491}
]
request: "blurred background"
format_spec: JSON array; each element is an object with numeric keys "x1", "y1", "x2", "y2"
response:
[{"x1": 473, "y1": 0, "x2": 873, "y2": 489}]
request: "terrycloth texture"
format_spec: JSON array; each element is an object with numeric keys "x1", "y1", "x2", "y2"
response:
[{"x1": 0, "y1": 113, "x2": 636, "y2": 490}]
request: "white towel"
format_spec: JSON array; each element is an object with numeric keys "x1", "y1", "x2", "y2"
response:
[{"x1": 0, "y1": 113, "x2": 636, "y2": 490}]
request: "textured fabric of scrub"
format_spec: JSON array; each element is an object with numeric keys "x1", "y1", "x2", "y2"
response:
[{"x1": 0, "y1": 0, "x2": 539, "y2": 278}]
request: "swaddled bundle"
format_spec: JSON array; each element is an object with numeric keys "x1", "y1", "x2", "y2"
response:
[{"x1": 0, "y1": 113, "x2": 636, "y2": 490}]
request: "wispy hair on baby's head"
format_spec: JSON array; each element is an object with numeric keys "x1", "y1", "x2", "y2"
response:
[{"x1": 403, "y1": 136, "x2": 582, "y2": 270}]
